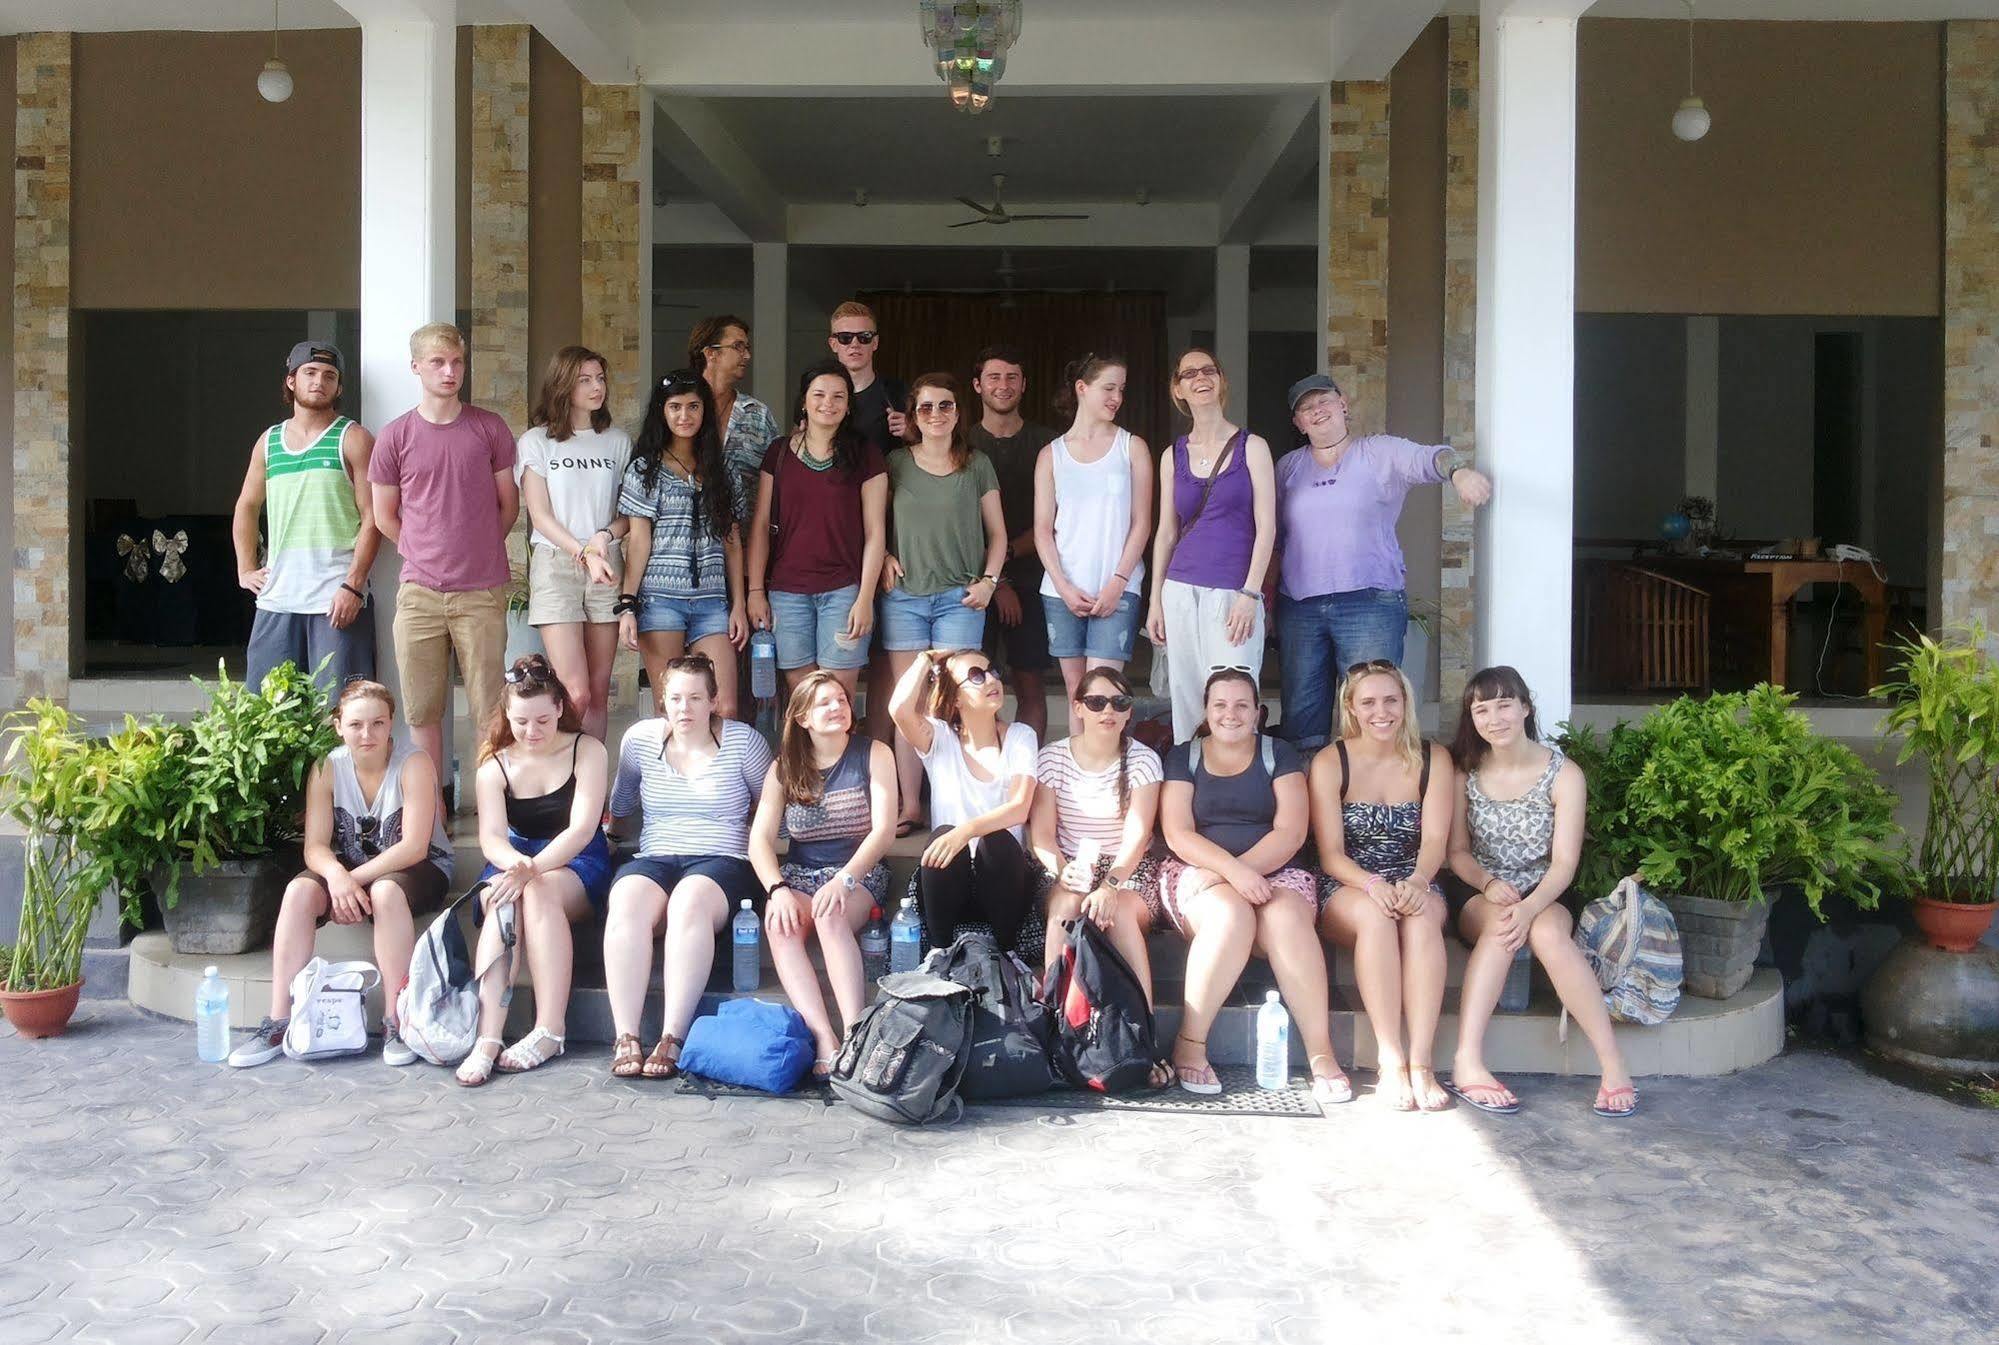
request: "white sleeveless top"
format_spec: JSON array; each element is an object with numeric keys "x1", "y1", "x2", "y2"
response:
[
  {"x1": 326, "y1": 742, "x2": 454, "y2": 880},
  {"x1": 1039, "y1": 428, "x2": 1143, "y2": 599}
]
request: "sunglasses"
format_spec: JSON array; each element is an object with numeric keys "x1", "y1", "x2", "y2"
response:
[
  {"x1": 831, "y1": 331, "x2": 878, "y2": 345},
  {"x1": 1078, "y1": 694, "x2": 1134, "y2": 713},
  {"x1": 914, "y1": 399, "x2": 956, "y2": 416},
  {"x1": 956, "y1": 665, "x2": 1001, "y2": 688},
  {"x1": 505, "y1": 655, "x2": 554, "y2": 685},
  {"x1": 1346, "y1": 659, "x2": 1399, "y2": 677},
  {"x1": 355, "y1": 814, "x2": 381, "y2": 857}
]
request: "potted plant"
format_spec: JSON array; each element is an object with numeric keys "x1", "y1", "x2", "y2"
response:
[
  {"x1": 503, "y1": 553, "x2": 544, "y2": 665},
  {"x1": 1560, "y1": 685, "x2": 1906, "y2": 998},
  {"x1": 1874, "y1": 626, "x2": 1999, "y2": 952}
]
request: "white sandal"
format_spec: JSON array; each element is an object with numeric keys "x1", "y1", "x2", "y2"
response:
[
  {"x1": 496, "y1": 1027, "x2": 566, "y2": 1074},
  {"x1": 455, "y1": 1037, "x2": 504, "y2": 1088}
]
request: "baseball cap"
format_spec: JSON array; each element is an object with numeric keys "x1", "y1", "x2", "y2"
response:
[
  {"x1": 286, "y1": 341, "x2": 344, "y2": 376},
  {"x1": 1286, "y1": 373, "x2": 1343, "y2": 410}
]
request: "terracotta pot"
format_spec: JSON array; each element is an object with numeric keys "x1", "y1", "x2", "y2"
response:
[
  {"x1": 0, "y1": 980, "x2": 82, "y2": 1038},
  {"x1": 1911, "y1": 897, "x2": 1998, "y2": 954}
]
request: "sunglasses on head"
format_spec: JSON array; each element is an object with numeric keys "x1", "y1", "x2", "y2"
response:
[
  {"x1": 1078, "y1": 693, "x2": 1134, "y2": 713},
  {"x1": 505, "y1": 654, "x2": 554, "y2": 686},
  {"x1": 831, "y1": 330, "x2": 878, "y2": 345},
  {"x1": 1346, "y1": 659, "x2": 1399, "y2": 678}
]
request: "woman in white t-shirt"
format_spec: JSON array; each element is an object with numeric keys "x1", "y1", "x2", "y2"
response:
[
  {"x1": 518, "y1": 346, "x2": 633, "y2": 740},
  {"x1": 888, "y1": 647, "x2": 1039, "y2": 952}
]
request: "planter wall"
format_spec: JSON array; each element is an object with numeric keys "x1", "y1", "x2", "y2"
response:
[
  {"x1": 157, "y1": 850, "x2": 300, "y2": 956},
  {"x1": 1660, "y1": 891, "x2": 1771, "y2": 1000}
]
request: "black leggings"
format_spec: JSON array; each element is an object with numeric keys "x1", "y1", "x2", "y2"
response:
[{"x1": 915, "y1": 826, "x2": 1034, "y2": 952}]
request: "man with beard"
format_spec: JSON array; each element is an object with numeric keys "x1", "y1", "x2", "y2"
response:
[
  {"x1": 234, "y1": 340, "x2": 380, "y2": 694},
  {"x1": 966, "y1": 345, "x2": 1056, "y2": 739}
]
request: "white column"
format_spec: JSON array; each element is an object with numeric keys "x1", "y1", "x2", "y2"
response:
[
  {"x1": 1684, "y1": 315, "x2": 1720, "y2": 501},
  {"x1": 1215, "y1": 244, "x2": 1251, "y2": 399},
  {"x1": 752, "y1": 241, "x2": 789, "y2": 413},
  {"x1": 1473, "y1": 1, "x2": 1589, "y2": 726}
]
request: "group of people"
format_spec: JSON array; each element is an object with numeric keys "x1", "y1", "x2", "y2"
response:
[{"x1": 223, "y1": 302, "x2": 1635, "y2": 1118}]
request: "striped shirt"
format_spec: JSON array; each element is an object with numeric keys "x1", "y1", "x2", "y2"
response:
[
  {"x1": 258, "y1": 416, "x2": 362, "y2": 615},
  {"x1": 1036, "y1": 739, "x2": 1163, "y2": 859},
  {"x1": 618, "y1": 458, "x2": 728, "y2": 601},
  {"x1": 781, "y1": 737, "x2": 875, "y2": 870},
  {"x1": 611, "y1": 717, "x2": 774, "y2": 860}
]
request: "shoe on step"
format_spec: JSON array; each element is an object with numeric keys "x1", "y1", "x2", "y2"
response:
[{"x1": 382, "y1": 1019, "x2": 418, "y2": 1068}]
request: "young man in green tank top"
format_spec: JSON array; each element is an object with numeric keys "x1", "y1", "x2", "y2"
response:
[{"x1": 232, "y1": 341, "x2": 380, "y2": 693}]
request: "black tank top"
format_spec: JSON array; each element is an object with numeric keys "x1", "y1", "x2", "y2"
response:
[{"x1": 496, "y1": 737, "x2": 581, "y2": 839}]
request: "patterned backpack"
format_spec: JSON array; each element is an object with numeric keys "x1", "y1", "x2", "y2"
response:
[{"x1": 1571, "y1": 877, "x2": 1683, "y2": 1025}]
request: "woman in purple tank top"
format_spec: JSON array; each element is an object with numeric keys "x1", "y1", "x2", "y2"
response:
[{"x1": 1143, "y1": 348, "x2": 1278, "y2": 741}]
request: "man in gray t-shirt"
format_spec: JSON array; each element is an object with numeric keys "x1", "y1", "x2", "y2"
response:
[{"x1": 968, "y1": 345, "x2": 1056, "y2": 739}]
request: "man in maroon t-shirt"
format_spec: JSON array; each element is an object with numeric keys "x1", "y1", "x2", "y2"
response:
[{"x1": 367, "y1": 322, "x2": 519, "y2": 790}]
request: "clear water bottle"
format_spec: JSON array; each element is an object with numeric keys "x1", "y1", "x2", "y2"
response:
[
  {"x1": 1255, "y1": 989, "x2": 1290, "y2": 1090},
  {"x1": 731, "y1": 898, "x2": 761, "y2": 992},
  {"x1": 860, "y1": 905, "x2": 890, "y2": 984},
  {"x1": 889, "y1": 897, "x2": 923, "y2": 974},
  {"x1": 195, "y1": 966, "x2": 231, "y2": 1063},
  {"x1": 749, "y1": 628, "x2": 778, "y2": 700}
]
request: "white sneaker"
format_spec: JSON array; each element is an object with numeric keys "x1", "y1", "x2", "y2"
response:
[
  {"x1": 382, "y1": 1020, "x2": 418, "y2": 1067},
  {"x1": 227, "y1": 1016, "x2": 288, "y2": 1068}
]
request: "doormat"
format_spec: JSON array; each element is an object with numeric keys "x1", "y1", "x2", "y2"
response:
[{"x1": 671, "y1": 1065, "x2": 1332, "y2": 1119}]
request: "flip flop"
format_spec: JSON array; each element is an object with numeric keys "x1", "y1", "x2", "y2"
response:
[
  {"x1": 1445, "y1": 1078, "x2": 1520, "y2": 1115},
  {"x1": 1593, "y1": 1085, "x2": 1639, "y2": 1119},
  {"x1": 1176, "y1": 1063, "x2": 1222, "y2": 1096},
  {"x1": 1310, "y1": 1073, "x2": 1354, "y2": 1109}
]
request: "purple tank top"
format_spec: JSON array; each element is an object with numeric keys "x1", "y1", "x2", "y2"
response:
[{"x1": 1165, "y1": 430, "x2": 1254, "y2": 589}]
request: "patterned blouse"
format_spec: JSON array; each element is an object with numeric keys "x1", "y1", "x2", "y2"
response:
[{"x1": 1465, "y1": 746, "x2": 1566, "y2": 893}]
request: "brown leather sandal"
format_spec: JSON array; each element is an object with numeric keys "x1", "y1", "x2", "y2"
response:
[
  {"x1": 610, "y1": 1033, "x2": 645, "y2": 1078},
  {"x1": 641, "y1": 1033, "x2": 684, "y2": 1080}
]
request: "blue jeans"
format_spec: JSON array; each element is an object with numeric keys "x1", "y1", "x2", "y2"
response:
[
  {"x1": 1275, "y1": 587, "x2": 1408, "y2": 750},
  {"x1": 769, "y1": 585, "x2": 867, "y2": 671},
  {"x1": 637, "y1": 592, "x2": 731, "y2": 642},
  {"x1": 878, "y1": 585, "x2": 986, "y2": 652},
  {"x1": 1043, "y1": 589, "x2": 1143, "y2": 662}
]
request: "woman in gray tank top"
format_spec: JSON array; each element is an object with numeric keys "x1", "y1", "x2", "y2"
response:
[{"x1": 1445, "y1": 666, "x2": 1636, "y2": 1118}]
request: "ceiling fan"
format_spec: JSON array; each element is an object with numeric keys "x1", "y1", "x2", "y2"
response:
[{"x1": 951, "y1": 174, "x2": 1090, "y2": 228}]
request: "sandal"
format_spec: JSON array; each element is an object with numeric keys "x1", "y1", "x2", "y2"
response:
[
  {"x1": 641, "y1": 1033, "x2": 684, "y2": 1080},
  {"x1": 610, "y1": 1033, "x2": 645, "y2": 1079},
  {"x1": 811, "y1": 1058, "x2": 835, "y2": 1080},
  {"x1": 1308, "y1": 1055, "x2": 1354, "y2": 1109},
  {"x1": 1593, "y1": 1084, "x2": 1639, "y2": 1119},
  {"x1": 1173, "y1": 1033, "x2": 1222, "y2": 1096},
  {"x1": 1409, "y1": 1066, "x2": 1452, "y2": 1113},
  {"x1": 497, "y1": 1027, "x2": 565, "y2": 1074},
  {"x1": 1445, "y1": 1076, "x2": 1520, "y2": 1115},
  {"x1": 1148, "y1": 1059, "x2": 1178, "y2": 1090},
  {"x1": 455, "y1": 1037, "x2": 504, "y2": 1088}
]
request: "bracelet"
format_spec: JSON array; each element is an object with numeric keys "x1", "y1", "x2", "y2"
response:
[
  {"x1": 613, "y1": 593, "x2": 640, "y2": 616},
  {"x1": 339, "y1": 582, "x2": 365, "y2": 601},
  {"x1": 749, "y1": 587, "x2": 766, "y2": 594},
  {"x1": 764, "y1": 880, "x2": 790, "y2": 898},
  {"x1": 1237, "y1": 587, "x2": 1260, "y2": 601},
  {"x1": 1113, "y1": 572, "x2": 1130, "y2": 584},
  {"x1": 974, "y1": 574, "x2": 997, "y2": 588}
]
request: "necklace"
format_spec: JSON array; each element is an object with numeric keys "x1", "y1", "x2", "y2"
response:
[{"x1": 1191, "y1": 430, "x2": 1231, "y2": 473}]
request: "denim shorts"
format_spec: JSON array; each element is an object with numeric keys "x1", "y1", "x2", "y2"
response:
[
  {"x1": 637, "y1": 591, "x2": 731, "y2": 642},
  {"x1": 878, "y1": 584, "x2": 987, "y2": 653},
  {"x1": 611, "y1": 854, "x2": 759, "y2": 907},
  {"x1": 769, "y1": 585, "x2": 868, "y2": 671},
  {"x1": 1043, "y1": 589, "x2": 1142, "y2": 662}
]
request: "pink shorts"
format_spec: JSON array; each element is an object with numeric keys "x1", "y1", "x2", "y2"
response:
[{"x1": 1153, "y1": 858, "x2": 1321, "y2": 938}]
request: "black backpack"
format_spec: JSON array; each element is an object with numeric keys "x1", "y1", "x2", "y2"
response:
[
  {"x1": 828, "y1": 971, "x2": 974, "y2": 1125},
  {"x1": 922, "y1": 931, "x2": 1057, "y2": 1099},
  {"x1": 1039, "y1": 917, "x2": 1160, "y2": 1093}
]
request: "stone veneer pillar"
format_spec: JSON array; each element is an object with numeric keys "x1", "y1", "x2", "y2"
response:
[
  {"x1": 1943, "y1": 21, "x2": 1999, "y2": 636},
  {"x1": 1326, "y1": 80, "x2": 1391, "y2": 431},
  {"x1": 14, "y1": 32, "x2": 72, "y2": 700},
  {"x1": 1438, "y1": 15, "x2": 1479, "y2": 714},
  {"x1": 471, "y1": 25, "x2": 531, "y2": 426}
]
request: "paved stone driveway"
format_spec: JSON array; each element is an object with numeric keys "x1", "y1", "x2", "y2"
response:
[{"x1": 1, "y1": 1004, "x2": 1995, "y2": 1345}]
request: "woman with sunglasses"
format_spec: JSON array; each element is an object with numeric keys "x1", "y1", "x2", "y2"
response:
[
  {"x1": 1274, "y1": 373, "x2": 1493, "y2": 750},
  {"x1": 746, "y1": 360, "x2": 888, "y2": 700},
  {"x1": 889, "y1": 647, "x2": 1039, "y2": 954},
  {"x1": 455, "y1": 655, "x2": 612, "y2": 1086},
  {"x1": 688, "y1": 314, "x2": 780, "y2": 528},
  {"x1": 1309, "y1": 660, "x2": 1455, "y2": 1112},
  {"x1": 230, "y1": 679, "x2": 453, "y2": 1068},
  {"x1": 748, "y1": 672, "x2": 898, "y2": 1074},
  {"x1": 1033, "y1": 354, "x2": 1155, "y2": 735},
  {"x1": 602, "y1": 653, "x2": 774, "y2": 1080},
  {"x1": 617, "y1": 370, "x2": 748, "y2": 720},
  {"x1": 880, "y1": 372, "x2": 1008, "y2": 834},
  {"x1": 1158, "y1": 667, "x2": 1348, "y2": 1106},
  {"x1": 1145, "y1": 349, "x2": 1278, "y2": 741},
  {"x1": 1446, "y1": 666, "x2": 1636, "y2": 1118}
]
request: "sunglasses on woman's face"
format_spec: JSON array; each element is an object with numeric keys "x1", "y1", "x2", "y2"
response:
[
  {"x1": 1078, "y1": 694, "x2": 1134, "y2": 713},
  {"x1": 958, "y1": 665, "x2": 1001, "y2": 688},
  {"x1": 914, "y1": 399, "x2": 956, "y2": 416}
]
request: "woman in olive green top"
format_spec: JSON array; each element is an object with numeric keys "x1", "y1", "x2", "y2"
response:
[{"x1": 880, "y1": 370, "x2": 1008, "y2": 831}]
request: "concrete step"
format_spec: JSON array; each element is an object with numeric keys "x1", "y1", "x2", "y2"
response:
[{"x1": 127, "y1": 927, "x2": 1784, "y2": 1078}]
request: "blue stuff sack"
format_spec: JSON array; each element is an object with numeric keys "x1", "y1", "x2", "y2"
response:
[{"x1": 679, "y1": 998, "x2": 816, "y2": 1093}]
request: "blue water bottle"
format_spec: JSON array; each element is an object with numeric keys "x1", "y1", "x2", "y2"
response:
[
  {"x1": 749, "y1": 628, "x2": 778, "y2": 701},
  {"x1": 196, "y1": 966, "x2": 231, "y2": 1063},
  {"x1": 1255, "y1": 990, "x2": 1291, "y2": 1090},
  {"x1": 731, "y1": 898, "x2": 762, "y2": 992},
  {"x1": 890, "y1": 897, "x2": 923, "y2": 974}
]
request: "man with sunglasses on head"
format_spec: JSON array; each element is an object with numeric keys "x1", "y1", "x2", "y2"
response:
[{"x1": 966, "y1": 345, "x2": 1058, "y2": 740}]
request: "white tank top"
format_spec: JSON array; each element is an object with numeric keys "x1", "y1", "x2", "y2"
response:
[
  {"x1": 326, "y1": 742, "x2": 454, "y2": 880},
  {"x1": 1039, "y1": 428, "x2": 1143, "y2": 599}
]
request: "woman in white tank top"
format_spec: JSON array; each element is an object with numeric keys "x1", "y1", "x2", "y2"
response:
[{"x1": 1033, "y1": 355, "x2": 1155, "y2": 735}]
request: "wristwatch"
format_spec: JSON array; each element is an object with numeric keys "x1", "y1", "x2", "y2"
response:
[
  {"x1": 836, "y1": 871, "x2": 857, "y2": 892},
  {"x1": 1113, "y1": 873, "x2": 1143, "y2": 893}
]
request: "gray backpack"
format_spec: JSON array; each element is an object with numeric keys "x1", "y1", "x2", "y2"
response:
[
  {"x1": 395, "y1": 893, "x2": 515, "y2": 1067},
  {"x1": 828, "y1": 971, "x2": 974, "y2": 1125}
]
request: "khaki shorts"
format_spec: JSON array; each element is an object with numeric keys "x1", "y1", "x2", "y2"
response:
[
  {"x1": 392, "y1": 581, "x2": 507, "y2": 729},
  {"x1": 527, "y1": 541, "x2": 622, "y2": 627}
]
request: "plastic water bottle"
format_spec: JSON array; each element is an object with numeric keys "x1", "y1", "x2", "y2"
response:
[
  {"x1": 1255, "y1": 990, "x2": 1290, "y2": 1090},
  {"x1": 749, "y1": 629, "x2": 778, "y2": 700},
  {"x1": 889, "y1": 897, "x2": 923, "y2": 974},
  {"x1": 195, "y1": 966, "x2": 231, "y2": 1063},
  {"x1": 860, "y1": 905, "x2": 890, "y2": 984},
  {"x1": 731, "y1": 899, "x2": 761, "y2": 992}
]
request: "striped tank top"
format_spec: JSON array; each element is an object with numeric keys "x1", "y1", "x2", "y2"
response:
[{"x1": 259, "y1": 416, "x2": 363, "y2": 615}]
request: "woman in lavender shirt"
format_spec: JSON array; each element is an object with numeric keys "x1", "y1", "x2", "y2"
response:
[{"x1": 1274, "y1": 375, "x2": 1492, "y2": 750}]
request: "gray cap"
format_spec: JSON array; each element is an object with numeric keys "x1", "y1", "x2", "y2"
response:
[
  {"x1": 1286, "y1": 373, "x2": 1342, "y2": 410},
  {"x1": 286, "y1": 340, "x2": 344, "y2": 376}
]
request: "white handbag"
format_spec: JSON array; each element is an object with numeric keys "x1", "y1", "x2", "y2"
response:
[{"x1": 282, "y1": 957, "x2": 380, "y2": 1061}]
